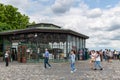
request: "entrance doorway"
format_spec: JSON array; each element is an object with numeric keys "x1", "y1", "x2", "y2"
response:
[{"x1": 11, "y1": 48, "x2": 17, "y2": 61}]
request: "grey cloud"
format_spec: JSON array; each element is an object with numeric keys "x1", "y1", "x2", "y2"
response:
[
  {"x1": 105, "y1": 24, "x2": 120, "y2": 31},
  {"x1": 111, "y1": 35, "x2": 120, "y2": 40},
  {"x1": 52, "y1": 6, "x2": 69, "y2": 14},
  {"x1": 95, "y1": 33, "x2": 120, "y2": 41},
  {"x1": 91, "y1": 39, "x2": 110, "y2": 46},
  {"x1": 89, "y1": 27, "x2": 104, "y2": 31},
  {"x1": 86, "y1": 13, "x2": 102, "y2": 18},
  {"x1": 90, "y1": 23, "x2": 120, "y2": 32},
  {"x1": 51, "y1": 0, "x2": 74, "y2": 14},
  {"x1": 98, "y1": 41, "x2": 110, "y2": 45},
  {"x1": 85, "y1": 8, "x2": 103, "y2": 18}
]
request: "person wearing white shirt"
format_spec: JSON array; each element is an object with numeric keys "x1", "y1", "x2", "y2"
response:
[
  {"x1": 94, "y1": 51, "x2": 103, "y2": 70},
  {"x1": 5, "y1": 50, "x2": 9, "y2": 67}
]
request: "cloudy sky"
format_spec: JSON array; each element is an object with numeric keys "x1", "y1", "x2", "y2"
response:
[{"x1": 0, "y1": 0, "x2": 120, "y2": 50}]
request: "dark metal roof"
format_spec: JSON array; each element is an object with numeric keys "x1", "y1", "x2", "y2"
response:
[
  {"x1": 27, "y1": 23, "x2": 61, "y2": 28},
  {"x1": 0, "y1": 27, "x2": 89, "y2": 39},
  {"x1": 0, "y1": 23, "x2": 89, "y2": 39}
]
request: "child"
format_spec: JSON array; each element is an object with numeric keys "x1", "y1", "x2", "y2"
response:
[{"x1": 70, "y1": 50, "x2": 77, "y2": 73}]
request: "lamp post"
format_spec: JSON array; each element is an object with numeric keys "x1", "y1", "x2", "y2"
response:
[
  {"x1": 34, "y1": 33, "x2": 38, "y2": 53},
  {"x1": 35, "y1": 33, "x2": 39, "y2": 61},
  {"x1": 35, "y1": 33, "x2": 37, "y2": 38}
]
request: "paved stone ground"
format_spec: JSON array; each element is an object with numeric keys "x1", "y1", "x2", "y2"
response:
[{"x1": 0, "y1": 60, "x2": 120, "y2": 80}]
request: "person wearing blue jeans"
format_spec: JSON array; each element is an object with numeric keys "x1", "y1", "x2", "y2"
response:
[
  {"x1": 44, "y1": 48, "x2": 51, "y2": 69},
  {"x1": 70, "y1": 50, "x2": 77, "y2": 73},
  {"x1": 94, "y1": 51, "x2": 103, "y2": 70},
  {"x1": 94, "y1": 61, "x2": 103, "y2": 70}
]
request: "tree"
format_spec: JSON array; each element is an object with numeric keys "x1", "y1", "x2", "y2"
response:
[{"x1": 0, "y1": 3, "x2": 30, "y2": 31}]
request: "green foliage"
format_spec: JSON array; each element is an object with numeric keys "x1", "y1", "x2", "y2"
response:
[
  {"x1": 0, "y1": 22, "x2": 11, "y2": 31},
  {"x1": 0, "y1": 3, "x2": 30, "y2": 31},
  {"x1": 0, "y1": 52, "x2": 3, "y2": 57}
]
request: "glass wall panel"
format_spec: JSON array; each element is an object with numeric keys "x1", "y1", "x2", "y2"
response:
[
  {"x1": 72, "y1": 36, "x2": 75, "y2": 47},
  {"x1": 82, "y1": 39, "x2": 84, "y2": 48},
  {"x1": 69, "y1": 35, "x2": 72, "y2": 52},
  {"x1": 76, "y1": 37, "x2": 79, "y2": 51},
  {"x1": 80, "y1": 38, "x2": 82, "y2": 49},
  {"x1": 83, "y1": 39, "x2": 85, "y2": 48},
  {"x1": 2, "y1": 31, "x2": 87, "y2": 62}
]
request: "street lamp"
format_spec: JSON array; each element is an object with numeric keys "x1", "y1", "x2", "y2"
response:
[
  {"x1": 35, "y1": 33, "x2": 37, "y2": 38},
  {"x1": 34, "y1": 33, "x2": 38, "y2": 50},
  {"x1": 34, "y1": 33, "x2": 39, "y2": 61}
]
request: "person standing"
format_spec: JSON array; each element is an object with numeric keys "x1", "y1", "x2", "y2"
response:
[
  {"x1": 70, "y1": 50, "x2": 77, "y2": 73},
  {"x1": 5, "y1": 50, "x2": 9, "y2": 67},
  {"x1": 44, "y1": 48, "x2": 51, "y2": 69},
  {"x1": 79, "y1": 49, "x2": 83, "y2": 60}
]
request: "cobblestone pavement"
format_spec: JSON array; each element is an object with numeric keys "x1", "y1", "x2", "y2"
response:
[{"x1": 0, "y1": 60, "x2": 120, "y2": 80}]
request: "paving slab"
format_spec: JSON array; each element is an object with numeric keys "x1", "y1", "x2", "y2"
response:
[{"x1": 0, "y1": 60, "x2": 120, "y2": 80}]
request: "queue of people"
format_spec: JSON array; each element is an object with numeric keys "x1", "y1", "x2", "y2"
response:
[
  {"x1": 89, "y1": 49, "x2": 120, "y2": 70},
  {"x1": 103, "y1": 49, "x2": 120, "y2": 62}
]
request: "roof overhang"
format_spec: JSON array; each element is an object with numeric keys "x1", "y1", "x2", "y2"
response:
[{"x1": 0, "y1": 28, "x2": 89, "y2": 39}]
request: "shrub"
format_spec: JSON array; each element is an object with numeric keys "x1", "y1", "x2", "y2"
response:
[{"x1": 0, "y1": 52, "x2": 3, "y2": 57}]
